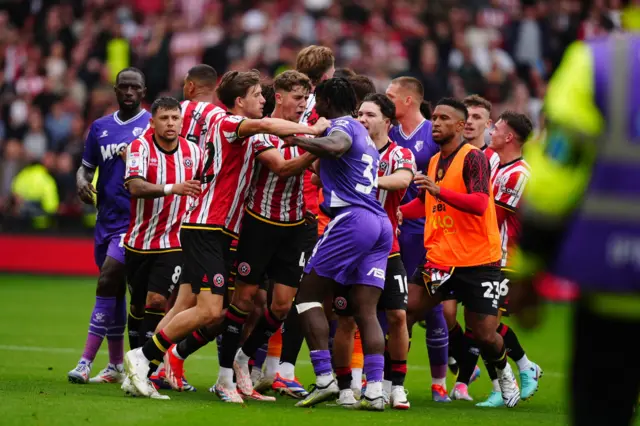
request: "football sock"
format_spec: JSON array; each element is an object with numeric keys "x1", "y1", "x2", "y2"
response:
[
  {"x1": 81, "y1": 296, "x2": 115, "y2": 362},
  {"x1": 107, "y1": 296, "x2": 126, "y2": 365}
]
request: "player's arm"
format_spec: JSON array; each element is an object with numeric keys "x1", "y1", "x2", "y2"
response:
[
  {"x1": 258, "y1": 149, "x2": 317, "y2": 178},
  {"x1": 514, "y1": 41, "x2": 602, "y2": 276},
  {"x1": 77, "y1": 124, "x2": 99, "y2": 205},
  {"x1": 398, "y1": 194, "x2": 425, "y2": 220},
  {"x1": 236, "y1": 117, "x2": 330, "y2": 140},
  {"x1": 494, "y1": 170, "x2": 529, "y2": 227},
  {"x1": 378, "y1": 148, "x2": 416, "y2": 191},
  {"x1": 286, "y1": 131, "x2": 352, "y2": 159}
]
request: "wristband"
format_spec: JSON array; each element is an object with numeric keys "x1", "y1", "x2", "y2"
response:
[{"x1": 164, "y1": 184, "x2": 174, "y2": 195}]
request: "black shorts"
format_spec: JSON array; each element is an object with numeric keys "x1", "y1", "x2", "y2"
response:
[
  {"x1": 235, "y1": 212, "x2": 310, "y2": 288},
  {"x1": 228, "y1": 239, "x2": 238, "y2": 291},
  {"x1": 125, "y1": 249, "x2": 182, "y2": 307},
  {"x1": 498, "y1": 269, "x2": 513, "y2": 317},
  {"x1": 333, "y1": 255, "x2": 407, "y2": 316},
  {"x1": 180, "y1": 228, "x2": 232, "y2": 296},
  {"x1": 411, "y1": 262, "x2": 503, "y2": 316}
]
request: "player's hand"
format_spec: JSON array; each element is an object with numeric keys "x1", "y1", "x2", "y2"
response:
[
  {"x1": 77, "y1": 180, "x2": 97, "y2": 205},
  {"x1": 304, "y1": 210, "x2": 318, "y2": 225},
  {"x1": 281, "y1": 135, "x2": 299, "y2": 147},
  {"x1": 396, "y1": 208, "x2": 403, "y2": 226},
  {"x1": 172, "y1": 180, "x2": 202, "y2": 197},
  {"x1": 311, "y1": 117, "x2": 330, "y2": 135},
  {"x1": 417, "y1": 174, "x2": 440, "y2": 196},
  {"x1": 509, "y1": 277, "x2": 543, "y2": 330}
]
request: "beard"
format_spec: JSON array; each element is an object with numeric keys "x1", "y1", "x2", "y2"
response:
[{"x1": 433, "y1": 134, "x2": 453, "y2": 145}]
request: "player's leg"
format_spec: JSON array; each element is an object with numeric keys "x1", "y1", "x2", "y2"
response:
[
  {"x1": 443, "y1": 299, "x2": 462, "y2": 375},
  {"x1": 331, "y1": 288, "x2": 358, "y2": 406},
  {"x1": 450, "y1": 320, "x2": 479, "y2": 401},
  {"x1": 571, "y1": 295, "x2": 640, "y2": 426},
  {"x1": 425, "y1": 303, "x2": 449, "y2": 395},
  {"x1": 69, "y1": 234, "x2": 126, "y2": 384},
  {"x1": 461, "y1": 266, "x2": 520, "y2": 407},
  {"x1": 155, "y1": 283, "x2": 196, "y2": 333}
]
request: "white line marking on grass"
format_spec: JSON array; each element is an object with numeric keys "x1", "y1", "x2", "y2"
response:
[{"x1": 0, "y1": 344, "x2": 564, "y2": 378}]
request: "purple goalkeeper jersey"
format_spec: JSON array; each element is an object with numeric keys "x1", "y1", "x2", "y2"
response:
[
  {"x1": 81, "y1": 109, "x2": 150, "y2": 236},
  {"x1": 318, "y1": 116, "x2": 386, "y2": 217},
  {"x1": 388, "y1": 119, "x2": 439, "y2": 234}
]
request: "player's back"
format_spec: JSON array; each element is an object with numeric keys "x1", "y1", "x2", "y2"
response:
[
  {"x1": 388, "y1": 119, "x2": 439, "y2": 232},
  {"x1": 319, "y1": 116, "x2": 386, "y2": 217},
  {"x1": 82, "y1": 110, "x2": 150, "y2": 230},
  {"x1": 180, "y1": 100, "x2": 225, "y2": 150}
]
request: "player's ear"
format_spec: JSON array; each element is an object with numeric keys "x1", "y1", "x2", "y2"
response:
[
  {"x1": 486, "y1": 119, "x2": 493, "y2": 129},
  {"x1": 275, "y1": 92, "x2": 283, "y2": 105},
  {"x1": 149, "y1": 117, "x2": 156, "y2": 129}
]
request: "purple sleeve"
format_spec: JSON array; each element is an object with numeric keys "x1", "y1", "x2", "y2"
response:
[
  {"x1": 326, "y1": 118, "x2": 354, "y2": 141},
  {"x1": 82, "y1": 124, "x2": 99, "y2": 169}
]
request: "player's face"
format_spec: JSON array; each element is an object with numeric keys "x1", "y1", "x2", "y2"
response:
[
  {"x1": 358, "y1": 101, "x2": 388, "y2": 140},
  {"x1": 489, "y1": 119, "x2": 512, "y2": 152},
  {"x1": 240, "y1": 84, "x2": 265, "y2": 119},
  {"x1": 431, "y1": 105, "x2": 465, "y2": 145},
  {"x1": 278, "y1": 85, "x2": 309, "y2": 122},
  {"x1": 151, "y1": 107, "x2": 183, "y2": 143},
  {"x1": 385, "y1": 83, "x2": 408, "y2": 119},
  {"x1": 314, "y1": 94, "x2": 330, "y2": 119},
  {"x1": 464, "y1": 106, "x2": 491, "y2": 141},
  {"x1": 114, "y1": 71, "x2": 146, "y2": 112}
]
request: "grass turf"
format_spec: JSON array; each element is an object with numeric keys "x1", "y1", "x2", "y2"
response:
[{"x1": 0, "y1": 274, "x2": 584, "y2": 425}]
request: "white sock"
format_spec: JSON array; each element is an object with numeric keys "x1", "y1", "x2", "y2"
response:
[
  {"x1": 432, "y1": 377, "x2": 446, "y2": 386},
  {"x1": 492, "y1": 379, "x2": 501, "y2": 393},
  {"x1": 278, "y1": 362, "x2": 295, "y2": 380},
  {"x1": 383, "y1": 379, "x2": 392, "y2": 395},
  {"x1": 265, "y1": 356, "x2": 279, "y2": 378},
  {"x1": 516, "y1": 355, "x2": 532, "y2": 372},
  {"x1": 218, "y1": 367, "x2": 234, "y2": 386},
  {"x1": 317, "y1": 373, "x2": 333, "y2": 388},
  {"x1": 171, "y1": 345, "x2": 184, "y2": 360},
  {"x1": 351, "y1": 368, "x2": 363, "y2": 390},
  {"x1": 365, "y1": 381, "x2": 382, "y2": 398},
  {"x1": 448, "y1": 356, "x2": 457, "y2": 366},
  {"x1": 235, "y1": 349, "x2": 250, "y2": 365}
]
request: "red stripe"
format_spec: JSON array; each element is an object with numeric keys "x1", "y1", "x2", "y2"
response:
[
  {"x1": 335, "y1": 367, "x2": 351, "y2": 376},
  {"x1": 391, "y1": 363, "x2": 407, "y2": 374},
  {"x1": 192, "y1": 330, "x2": 206, "y2": 344},
  {"x1": 464, "y1": 330, "x2": 474, "y2": 338},
  {"x1": 159, "y1": 330, "x2": 173, "y2": 345},
  {"x1": 226, "y1": 310, "x2": 246, "y2": 324},
  {"x1": 498, "y1": 324, "x2": 509, "y2": 337},
  {"x1": 264, "y1": 308, "x2": 281, "y2": 328}
]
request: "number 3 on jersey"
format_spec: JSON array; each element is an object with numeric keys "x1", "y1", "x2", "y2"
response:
[{"x1": 356, "y1": 153, "x2": 379, "y2": 194}]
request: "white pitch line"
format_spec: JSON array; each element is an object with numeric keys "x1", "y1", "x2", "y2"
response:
[{"x1": 0, "y1": 344, "x2": 564, "y2": 378}]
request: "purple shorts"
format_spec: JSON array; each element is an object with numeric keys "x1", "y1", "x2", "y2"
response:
[
  {"x1": 94, "y1": 228, "x2": 126, "y2": 268},
  {"x1": 304, "y1": 207, "x2": 392, "y2": 288}
]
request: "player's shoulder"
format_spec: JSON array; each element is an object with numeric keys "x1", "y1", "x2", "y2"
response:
[{"x1": 464, "y1": 144, "x2": 490, "y2": 164}]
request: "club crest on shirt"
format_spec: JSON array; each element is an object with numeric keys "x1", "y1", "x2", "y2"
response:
[
  {"x1": 437, "y1": 168, "x2": 443, "y2": 179},
  {"x1": 132, "y1": 127, "x2": 144, "y2": 137},
  {"x1": 415, "y1": 140, "x2": 424, "y2": 152},
  {"x1": 184, "y1": 157, "x2": 193, "y2": 168},
  {"x1": 380, "y1": 161, "x2": 388, "y2": 172}
]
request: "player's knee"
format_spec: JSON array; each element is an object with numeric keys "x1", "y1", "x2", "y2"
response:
[
  {"x1": 145, "y1": 292, "x2": 167, "y2": 311},
  {"x1": 196, "y1": 301, "x2": 224, "y2": 325},
  {"x1": 338, "y1": 315, "x2": 357, "y2": 333},
  {"x1": 96, "y1": 262, "x2": 124, "y2": 297},
  {"x1": 386, "y1": 309, "x2": 407, "y2": 330},
  {"x1": 129, "y1": 304, "x2": 144, "y2": 318},
  {"x1": 232, "y1": 282, "x2": 257, "y2": 312},
  {"x1": 270, "y1": 299, "x2": 292, "y2": 320}
]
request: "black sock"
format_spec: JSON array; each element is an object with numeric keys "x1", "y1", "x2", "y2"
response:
[
  {"x1": 241, "y1": 306, "x2": 283, "y2": 358},
  {"x1": 383, "y1": 337, "x2": 392, "y2": 382},
  {"x1": 481, "y1": 341, "x2": 508, "y2": 371},
  {"x1": 457, "y1": 328, "x2": 480, "y2": 385},
  {"x1": 176, "y1": 329, "x2": 211, "y2": 359},
  {"x1": 127, "y1": 312, "x2": 143, "y2": 349},
  {"x1": 483, "y1": 356, "x2": 498, "y2": 381},
  {"x1": 218, "y1": 304, "x2": 249, "y2": 368},
  {"x1": 498, "y1": 323, "x2": 526, "y2": 362},
  {"x1": 140, "y1": 307, "x2": 165, "y2": 346},
  {"x1": 336, "y1": 367, "x2": 352, "y2": 390},
  {"x1": 448, "y1": 322, "x2": 463, "y2": 375},
  {"x1": 390, "y1": 359, "x2": 407, "y2": 387},
  {"x1": 142, "y1": 330, "x2": 173, "y2": 365},
  {"x1": 280, "y1": 305, "x2": 304, "y2": 366}
]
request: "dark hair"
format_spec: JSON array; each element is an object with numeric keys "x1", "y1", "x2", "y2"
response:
[
  {"x1": 295, "y1": 45, "x2": 335, "y2": 85},
  {"x1": 151, "y1": 96, "x2": 181, "y2": 116},
  {"x1": 216, "y1": 70, "x2": 261, "y2": 109},
  {"x1": 463, "y1": 94, "x2": 492, "y2": 113},
  {"x1": 116, "y1": 67, "x2": 145, "y2": 86},
  {"x1": 315, "y1": 77, "x2": 357, "y2": 116},
  {"x1": 261, "y1": 82, "x2": 275, "y2": 118},
  {"x1": 498, "y1": 110, "x2": 533, "y2": 143},
  {"x1": 186, "y1": 64, "x2": 218, "y2": 88},
  {"x1": 362, "y1": 93, "x2": 396, "y2": 124},
  {"x1": 436, "y1": 97, "x2": 468, "y2": 121},
  {"x1": 419, "y1": 101, "x2": 432, "y2": 119},
  {"x1": 273, "y1": 70, "x2": 312, "y2": 93},
  {"x1": 348, "y1": 75, "x2": 376, "y2": 105},
  {"x1": 334, "y1": 68, "x2": 356, "y2": 79}
]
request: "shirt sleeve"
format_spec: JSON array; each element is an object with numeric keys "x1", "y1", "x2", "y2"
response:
[
  {"x1": 462, "y1": 149, "x2": 490, "y2": 195},
  {"x1": 326, "y1": 119, "x2": 354, "y2": 143},
  {"x1": 124, "y1": 139, "x2": 148, "y2": 182},
  {"x1": 494, "y1": 169, "x2": 530, "y2": 212},
  {"x1": 81, "y1": 123, "x2": 99, "y2": 169},
  {"x1": 220, "y1": 115, "x2": 246, "y2": 144},
  {"x1": 391, "y1": 147, "x2": 416, "y2": 175},
  {"x1": 250, "y1": 134, "x2": 276, "y2": 156}
]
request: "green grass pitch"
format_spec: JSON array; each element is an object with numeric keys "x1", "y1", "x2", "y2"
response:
[{"x1": 0, "y1": 274, "x2": 608, "y2": 425}]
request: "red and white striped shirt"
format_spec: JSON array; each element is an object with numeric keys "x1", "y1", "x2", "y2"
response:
[
  {"x1": 246, "y1": 134, "x2": 305, "y2": 223},
  {"x1": 377, "y1": 141, "x2": 416, "y2": 254},
  {"x1": 482, "y1": 144, "x2": 500, "y2": 179},
  {"x1": 300, "y1": 93, "x2": 320, "y2": 215},
  {"x1": 182, "y1": 114, "x2": 273, "y2": 236},
  {"x1": 491, "y1": 157, "x2": 530, "y2": 267},
  {"x1": 124, "y1": 133, "x2": 204, "y2": 252},
  {"x1": 180, "y1": 100, "x2": 226, "y2": 150}
]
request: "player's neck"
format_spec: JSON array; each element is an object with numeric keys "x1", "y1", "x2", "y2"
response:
[
  {"x1": 372, "y1": 132, "x2": 388, "y2": 150},
  {"x1": 498, "y1": 148, "x2": 522, "y2": 165},
  {"x1": 398, "y1": 110, "x2": 425, "y2": 136},
  {"x1": 189, "y1": 92, "x2": 214, "y2": 103},
  {"x1": 327, "y1": 109, "x2": 351, "y2": 119},
  {"x1": 467, "y1": 136, "x2": 485, "y2": 149},
  {"x1": 271, "y1": 106, "x2": 284, "y2": 120},
  {"x1": 153, "y1": 135, "x2": 178, "y2": 153},
  {"x1": 117, "y1": 107, "x2": 142, "y2": 123},
  {"x1": 440, "y1": 136, "x2": 464, "y2": 158}
]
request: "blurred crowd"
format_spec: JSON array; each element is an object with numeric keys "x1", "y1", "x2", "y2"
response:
[{"x1": 0, "y1": 0, "x2": 627, "y2": 230}]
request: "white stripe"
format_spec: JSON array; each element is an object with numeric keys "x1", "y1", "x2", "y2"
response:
[
  {"x1": 127, "y1": 138, "x2": 149, "y2": 248},
  {"x1": 113, "y1": 109, "x2": 147, "y2": 125},
  {"x1": 398, "y1": 119, "x2": 427, "y2": 140},
  {"x1": 0, "y1": 344, "x2": 565, "y2": 377},
  {"x1": 226, "y1": 140, "x2": 254, "y2": 232}
]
